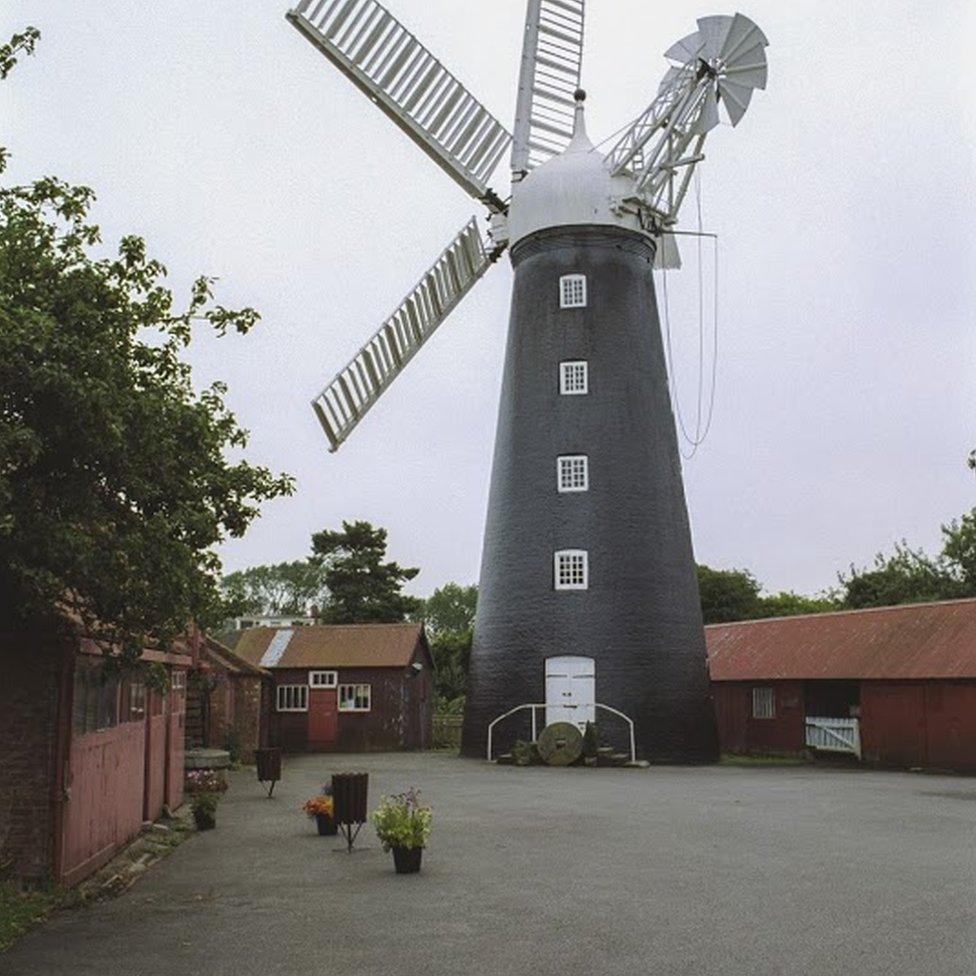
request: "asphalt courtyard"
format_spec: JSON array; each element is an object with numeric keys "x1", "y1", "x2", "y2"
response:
[{"x1": 3, "y1": 753, "x2": 974, "y2": 976}]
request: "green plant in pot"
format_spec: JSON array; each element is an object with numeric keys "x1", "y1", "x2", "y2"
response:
[
  {"x1": 192, "y1": 792, "x2": 219, "y2": 831},
  {"x1": 371, "y1": 788, "x2": 432, "y2": 874},
  {"x1": 185, "y1": 769, "x2": 227, "y2": 830}
]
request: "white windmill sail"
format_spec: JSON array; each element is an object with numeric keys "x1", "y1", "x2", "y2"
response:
[
  {"x1": 511, "y1": 0, "x2": 586, "y2": 176},
  {"x1": 312, "y1": 219, "x2": 493, "y2": 451},
  {"x1": 288, "y1": 0, "x2": 511, "y2": 211}
]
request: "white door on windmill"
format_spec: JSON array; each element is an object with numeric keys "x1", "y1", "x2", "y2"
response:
[{"x1": 545, "y1": 657, "x2": 595, "y2": 731}]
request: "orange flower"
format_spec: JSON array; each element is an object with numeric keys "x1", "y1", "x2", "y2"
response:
[{"x1": 302, "y1": 795, "x2": 334, "y2": 818}]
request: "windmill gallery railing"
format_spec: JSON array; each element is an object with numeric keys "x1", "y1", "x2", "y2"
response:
[
  {"x1": 804, "y1": 717, "x2": 861, "y2": 759},
  {"x1": 486, "y1": 703, "x2": 636, "y2": 764}
]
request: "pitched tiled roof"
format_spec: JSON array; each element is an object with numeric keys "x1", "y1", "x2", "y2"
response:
[
  {"x1": 202, "y1": 635, "x2": 268, "y2": 677},
  {"x1": 232, "y1": 623, "x2": 426, "y2": 670},
  {"x1": 706, "y1": 598, "x2": 976, "y2": 681}
]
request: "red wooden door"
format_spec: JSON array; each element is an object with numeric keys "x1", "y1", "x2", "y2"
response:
[
  {"x1": 861, "y1": 683, "x2": 927, "y2": 766},
  {"x1": 165, "y1": 675, "x2": 186, "y2": 810},
  {"x1": 308, "y1": 688, "x2": 338, "y2": 751},
  {"x1": 143, "y1": 689, "x2": 167, "y2": 821}
]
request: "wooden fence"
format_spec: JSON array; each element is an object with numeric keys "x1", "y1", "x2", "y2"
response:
[{"x1": 432, "y1": 714, "x2": 463, "y2": 751}]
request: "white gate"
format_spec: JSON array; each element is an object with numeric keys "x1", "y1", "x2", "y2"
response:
[
  {"x1": 545, "y1": 657, "x2": 595, "y2": 731},
  {"x1": 805, "y1": 717, "x2": 861, "y2": 759}
]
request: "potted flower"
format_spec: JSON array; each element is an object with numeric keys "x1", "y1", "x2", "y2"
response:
[
  {"x1": 192, "y1": 793, "x2": 219, "y2": 831},
  {"x1": 303, "y1": 794, "x2": 337, "y2": 836},
  {"x1": 185, "y1": 769, "x2": 227, "y2": 831},
  {"x1": 371, "y1": 788, "x2": 432, "y2": 874}
]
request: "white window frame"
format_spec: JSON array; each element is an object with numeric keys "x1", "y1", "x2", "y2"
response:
[
  {"x1": 338, "y1": 683, "x2": 372, "y2": 712},
  {"x1": 554, "y1": 550, "x2": 589, "y2": 591},
  {"x1": 752, "y1": 686, "x2": 775, "y2": 720},
  {"x1": 559, "y1": 360, "x2": 588, "y2": 396},
  {"x1": 276, "y1": 684, "x2": 309, "y2": 713},
  {"x1": 559, "y1": 273, "x2": 587, "y2": 309},
  {"x1": 557, "y1": 455, "x2": 589, "y2": 493},
  {"x1": 308, "y1": 670, "x2": 338, "y2": 688},
  {"x1": 171, "y1": 670, "x2": 186, "y2": 691}
]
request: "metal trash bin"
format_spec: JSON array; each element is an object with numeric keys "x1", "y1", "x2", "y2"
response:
[
  {"x1": 255, "y1": 747, "x2": 282, "y2": 797},
  {"x1": 331, "y1": 771, "x2": 368, "y2": 851}
]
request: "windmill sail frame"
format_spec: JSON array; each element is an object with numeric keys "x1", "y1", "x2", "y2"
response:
[
  {"x1": 288, "y1": 0, "x2": 511, "y2": 211},
  {"x1": 312, "y1": 218, "x2": 494, "y2": 451}
]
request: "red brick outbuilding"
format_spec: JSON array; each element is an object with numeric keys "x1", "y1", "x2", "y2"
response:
[
  {"x1": 0, "y1": 630, "x2": 191, "y2": 883},
  {"x1": 232, "y1": 623, "x2": 434, "y2": 753},
  {"x1": 706, "y1": 598, "x2": 976, "y2": 772}
]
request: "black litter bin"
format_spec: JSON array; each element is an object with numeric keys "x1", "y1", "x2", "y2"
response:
[
  {"x1": 331, "y1": 771, "x2": 368, "y2": 851},
  {"x1": 254, "y1": 747, "x2": 282, "y2": 797}
]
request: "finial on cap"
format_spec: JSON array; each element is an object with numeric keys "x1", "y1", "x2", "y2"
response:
[{"x1": 575, "y1": 88, "x2": 587, "y2": 103}]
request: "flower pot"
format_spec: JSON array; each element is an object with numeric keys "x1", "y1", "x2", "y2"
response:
[
  {"x1": 194, "y1": 809, "x2": 216, "y2": 831},
  {"x1": 391, "y1": 846, "x2": 423, "y2": 874},
  {"x1": 315, "y1": 813, "x2": 338, "y2": 836}
]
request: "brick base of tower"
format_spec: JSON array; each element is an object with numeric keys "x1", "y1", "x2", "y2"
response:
[{"x1": 460, "y1": 224, "x2": 718, "y2": 763}]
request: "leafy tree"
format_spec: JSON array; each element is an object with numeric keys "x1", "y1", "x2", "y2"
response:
[
  {"x1": 941, "y1": 510, "x2": 976, "y2": 591},
  {"x1": 0, "y1": 30, "x2": 292, "y2": 659},
  {"x1": 696, "y1": 565, "x2": 762, "y2": 623},
  {"x1": 416, "y1": 582, "x2": 477, "y2": 635},
  {"x1": 311, "y1": 520, "x2": 420, "y2": 624},
  {"x1": 757, "y1": 591, "x2": 838, "y2": 618},
  {"x1": 414, "y1": 582, "x2": 477, "y2": 706},
  {"x1": 838, "y1": 543, "x2": 965, "y2": 610},
  {"x1": 222, "y1": 560, "x2": 328, "y2": 617}
]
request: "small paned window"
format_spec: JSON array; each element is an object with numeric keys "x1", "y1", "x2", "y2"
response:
[
  {"x1": 171, "y1": 670, "x2": 186, "y2": 691},
  {"x1": 72, "y1": 658, "x2": 119, "y2": 735},
  {"x1": 559, "y1": 360, "x2": 588, "y2": 395},
  {"x1": 309, "y1": 670, "x2": 338, "y2": 688},
  {"x1": 554, "y1": 550, "x2": 588, "y2": 590},
  {"x1": 122, "y1": 678, "x2": 147, "y2": 723},
  {"x1": 339, "y1": 684, "x2": 372, "y2": 712},
  {"x1": 560, "y1": 274, "x2": 587, "y2": 308},
  {"x1": 557, "y1": 455, "x2": 589, "y2": 493},
  {"x1": 752, "y1": 686, "x2": 775, "y2": 719},
  {"x1": 276, "y1": 684, "x2": 309, "y2": 712}
]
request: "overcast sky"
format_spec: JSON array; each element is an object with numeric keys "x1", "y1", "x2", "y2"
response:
[{"x1": 4, "y1": 1, "x2": 975, "y2": 598}]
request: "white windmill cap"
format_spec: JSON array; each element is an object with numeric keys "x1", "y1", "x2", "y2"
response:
[{"x1": 508, "y1": 91, "x2": 644, "y2": 247}]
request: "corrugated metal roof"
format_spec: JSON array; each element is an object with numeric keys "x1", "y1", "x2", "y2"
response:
[
  {"x1": 232, "y1": 623, "x2": 425, "y2": 670},
  {"x1": 706, "y1": 598, "x2": 976, "y2": 681}
]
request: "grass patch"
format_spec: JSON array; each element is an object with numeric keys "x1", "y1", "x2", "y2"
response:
[
  {"x1": 0, "y1": 882, "x2": 64, "y2": 951},
  {"x1": 720, "y1": 753, "x2": 809, "y2": 767}
]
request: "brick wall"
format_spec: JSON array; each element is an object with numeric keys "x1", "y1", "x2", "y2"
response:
[
  {"x1": 0, "y1": 635, "x2": 67, "y2": 880},
  {"x1": 232, "y1": 676, "x2": 264, "y2": 760}
]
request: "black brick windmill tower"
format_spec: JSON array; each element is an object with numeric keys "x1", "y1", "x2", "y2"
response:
[{"x1": 285, "y1": 1, "x2": 768, "y2": 761}]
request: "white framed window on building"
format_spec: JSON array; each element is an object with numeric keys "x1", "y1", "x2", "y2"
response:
[
  {"x1": 559, "y1": 360, "x2": 588, "y2": 395},
  {"x1": 559, "y1": 273, "x2": 587, "y2": 308},
  {"x1": 276, "y1": 684, "x2": 309, "y2": 712},
  {"x1": 554, "y1": 549, "x2": 589, "y2": 590},
  {"x1": 308, "y1": 670, "x2": 338, "y2": 688},
  {"x1": 557, "y1": 455, "x2": 589, "y2": 493},
  {"x1": 752, "y1": 686, "x2": 775, "y2": 719},
  {"x1": 338, "y1": 683, "x2": 372, "y2": 712}
]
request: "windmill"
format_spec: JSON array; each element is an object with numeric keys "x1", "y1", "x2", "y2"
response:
[{"x1": 285, "y1": 0, "x2": 768, "y2": 761}]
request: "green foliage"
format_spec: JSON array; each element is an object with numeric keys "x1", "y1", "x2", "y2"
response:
[
  {"x1": 512, "y1": 739, "x2": 540, "y2": 766},
  {"x1": 371, "y1": 789, "x2": 432, "y2": 852},
  {"x1": 0, "y1": 880, "x2": 62, "y2": 951},
  {"x1": 222, "y1": 559, "x2": 328, "y2": 617},
  {"x1": 756, "y1": 591, "x2": 838, "y2": 618},
  {"x1": 696, "y1": 565, "x2": 762, "y2": 623},
  {"x1": 415, "y1": 582, "x2": 476, "y2": 706},
  {"x1": 581, "y1": 721, "x2": 598, "y2": 760},
  {"x1": 839, "y1": 514, "x2": 976, "y2": 610},
  {"x1": 0, "y1": 32, "x2": 292, "y2": 657},
  {"x1": 416, "y1": 582, "x2": 477, "y2": 635},
  {"x1": 191, "y1": 792, "x2": 219, "y2": 816},
  {"x1": 311, "y1": 520, "x2": 420, "y2": 624},
  {"x1": 697, "y1": 565, "x2": 838, "y2": 623}
]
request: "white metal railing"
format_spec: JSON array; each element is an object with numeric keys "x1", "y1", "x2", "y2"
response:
[
  {"x1": 805, "y1": 717, "x2": 861, "y2": 759},
  {"x1": 486, "y1": 702, "x2": 636, "y2": 764}
]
